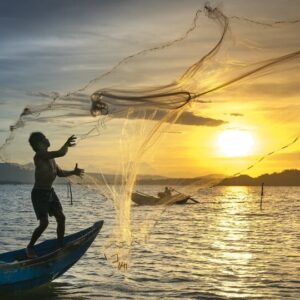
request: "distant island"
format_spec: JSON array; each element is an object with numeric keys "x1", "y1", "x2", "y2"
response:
[
  {"x1": 217, "y1": 169, "x2": 300, "y2": 186},
  {"x1": 0, "y1": 163, "x2": 299, "y2": 186}
]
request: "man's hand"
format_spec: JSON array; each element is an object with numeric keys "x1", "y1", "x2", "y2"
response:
[
  {"x1": 73, "y1": 163, "x2": 84, "y2": 178},
  {"x1": 66, "y1": 135, "x2": 77, "y2": 147},
  {"x1": 59, "y1": 135, "x2": 76, "y2": 157}
]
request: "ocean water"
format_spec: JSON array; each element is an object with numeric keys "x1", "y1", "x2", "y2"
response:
[{"x1": 0, "y1": 184, "x2": 299, "y2": 299}]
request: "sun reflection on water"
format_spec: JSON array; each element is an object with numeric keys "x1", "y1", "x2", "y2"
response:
[{"x1": 209, "y1": 186, "x2": 263, "y2": 297}]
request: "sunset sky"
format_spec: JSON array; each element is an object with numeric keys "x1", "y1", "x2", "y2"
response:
[{"x1": 0, "y1": 0, "x2": 299, "y2": 177}]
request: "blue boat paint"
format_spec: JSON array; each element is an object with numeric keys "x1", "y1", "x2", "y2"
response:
[{"x1": 0, "y1": 221, "x2": 104, "y2": 292}]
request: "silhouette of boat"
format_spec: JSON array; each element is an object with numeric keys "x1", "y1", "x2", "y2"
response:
[
  {"x1": 132, "y1": 191, "x2": 192, "y2": 205},
  {"x1": 0, "y1": 220, "x2": 103, "y2": 292}
]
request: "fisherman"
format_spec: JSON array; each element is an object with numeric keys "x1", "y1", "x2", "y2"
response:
[
  {"x1": 158, "y1": 186, "x2": 172, "y2": 199},
  {"x1": 26, "y1": 132, "x2": 84, "y2": 258},
  {"x1": 164, "y1": 186, "x2": 172, "y2": 197}
]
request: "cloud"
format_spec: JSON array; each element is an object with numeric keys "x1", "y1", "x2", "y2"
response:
[
  {"x1": 126, "y1": 109, "x2": 227, "y2": 126},
  {"x1": 177, "y1": 111, "x2": 227, "y2": 126},
  {"x1": 20, "y1": 90, "x2": 227, "y2": 127},
  {"x1": 20, "y1": 107, "x2": 227, "y2": 127},
  {"x1": 229, "y1": 113, "x2": 244, "y2": 117}
]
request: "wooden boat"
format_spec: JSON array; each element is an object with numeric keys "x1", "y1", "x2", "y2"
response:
[
  {"x1": 132, "y1": 191, "x2": 191, "y2": 206},
  {"x1": 0, "y1": 220, "x2": 103, "y2": 292}
]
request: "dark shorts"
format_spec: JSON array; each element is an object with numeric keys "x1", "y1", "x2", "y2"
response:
[{"x1": 31, "y1": 188, "x2": 63, "y2": 220}]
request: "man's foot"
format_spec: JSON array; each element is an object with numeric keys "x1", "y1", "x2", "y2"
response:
[
  {"x1": 26, "y1": 246, "x2": 38, "y2": 259},
  {"x1": 57, "y1": 242, "x2": 65, "y2": 250}
]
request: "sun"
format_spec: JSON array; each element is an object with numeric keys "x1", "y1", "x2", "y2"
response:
[{"x1": 216, "y1": 129, "x2": 254, "y2": 157}]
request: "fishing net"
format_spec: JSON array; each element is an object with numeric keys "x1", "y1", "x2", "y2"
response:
[{"x1": 0, "y1": 4, "x2": 299, "y2": 270}]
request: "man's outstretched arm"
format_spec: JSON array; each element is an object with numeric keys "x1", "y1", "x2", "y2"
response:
[
  {"x1": 57, "y1": 163, "x2": 85, "y2": 178},
  {"x1": 37, "y1": 135, "x2": 77, "y2": 159}
]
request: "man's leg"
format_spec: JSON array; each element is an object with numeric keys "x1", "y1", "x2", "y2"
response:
[
  {"x1": 27, "y1": 216, "x2": 49, "y2": 257},
  {"x1": 50, "y1": 189, "x2": 65, "y2": 248},
  {"x1": 54, "y1": 211, "x2": 66, "y2": 248}
]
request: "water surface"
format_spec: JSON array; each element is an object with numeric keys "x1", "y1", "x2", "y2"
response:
[{"x1": 0, "y1": 185, "x2": 299, "y2": 299}]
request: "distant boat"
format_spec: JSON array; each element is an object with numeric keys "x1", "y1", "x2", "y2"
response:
[
  {"x1": 0, "y1": 220, "x2": 103, "y2": 292},
  {"x1": 132, "y1": 191, "x2": 193, "y2": 205}
]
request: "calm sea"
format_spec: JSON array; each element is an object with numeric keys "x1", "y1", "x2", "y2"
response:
[{"x1": 0, "y1": 184, "x2": 299, "y2": 299}]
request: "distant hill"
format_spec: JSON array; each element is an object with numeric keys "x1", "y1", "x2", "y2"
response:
[
  {"x1": 136, "y1": 174, "x2": 223, "y2": 185},
  {"x1": 0, "y1": 162, "x2": 222, "y2": 185},
  {"x1": 0, "y1": 163, "x2": 66, "y2": 184},
  {"x1": 218, "y1": 169, "x2": 300, "y2": 186},
  {"x1": 0, "y1": 163, "x2": 34, "y2": 184},
  {"x1": 1, "y1": 163, "x2": 299, "y2": 186}
]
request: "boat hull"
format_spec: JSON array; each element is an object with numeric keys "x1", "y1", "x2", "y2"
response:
[
  {"x1": 0, "y1": 220, "x2": 103, "y2": 292},
  {"x1": 132, "y1": 192, "x2": 189, "y2": 205}
]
